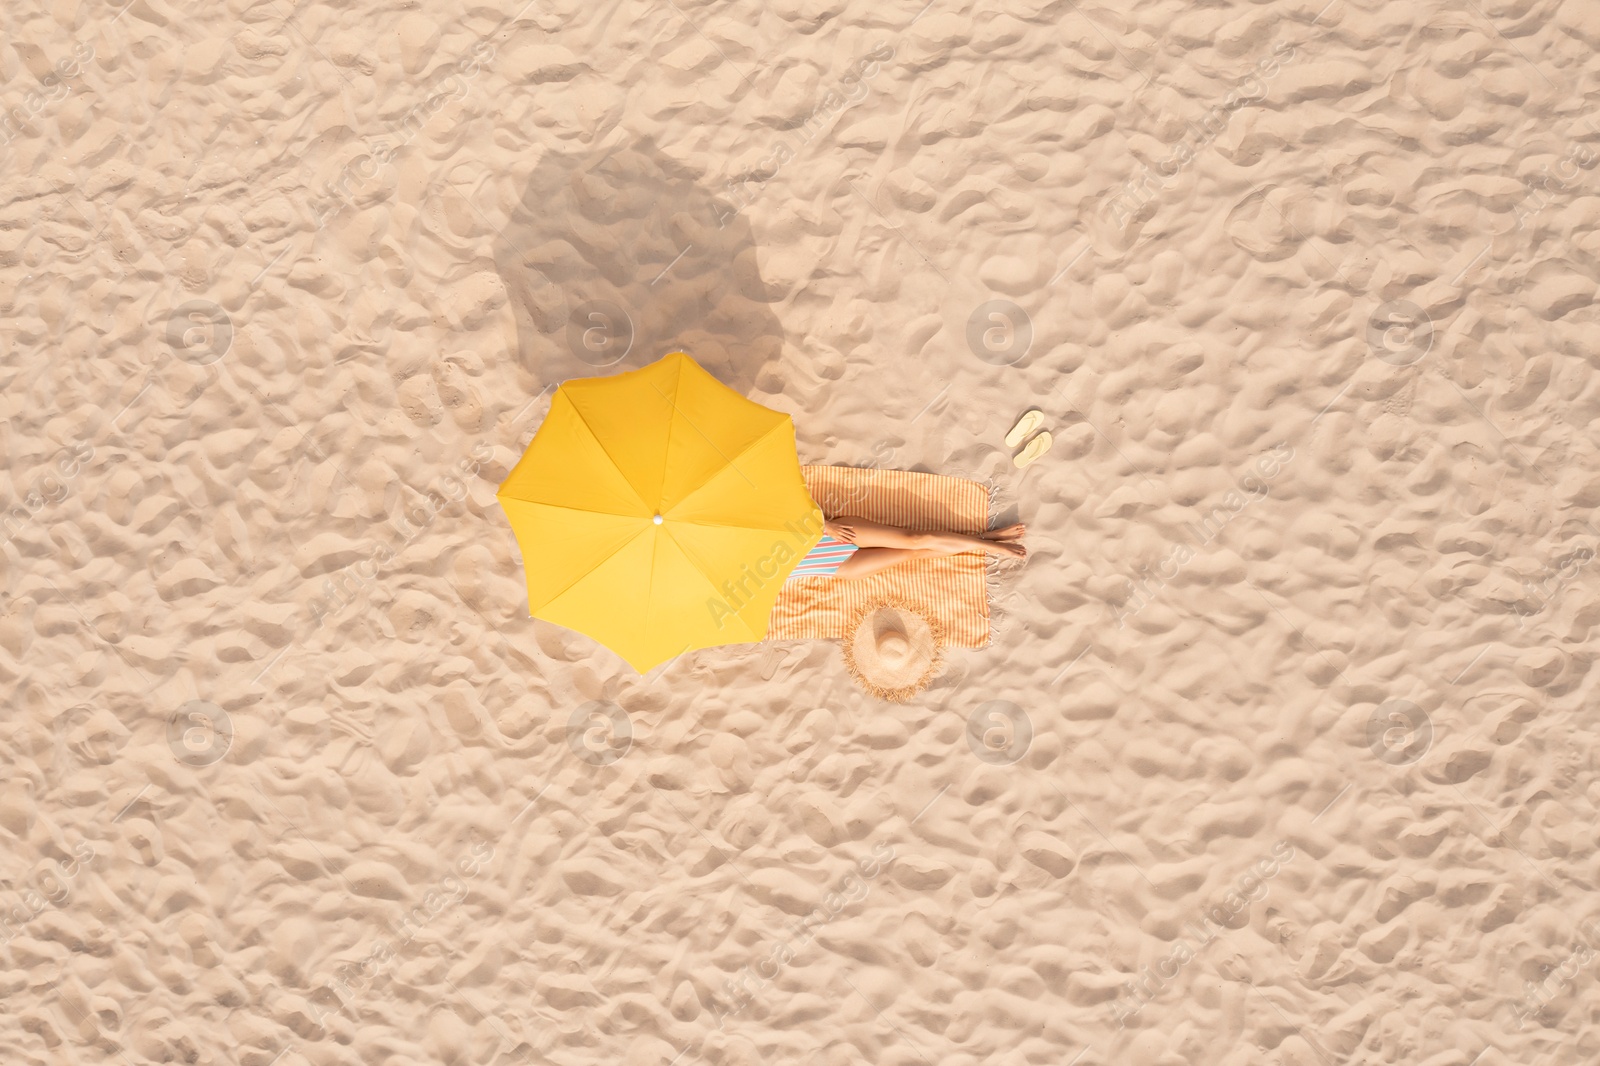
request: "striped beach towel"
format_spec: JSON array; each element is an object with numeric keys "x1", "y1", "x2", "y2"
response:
[{"x1": 767, "y1": 466, "x2": 992, "y2": 648}]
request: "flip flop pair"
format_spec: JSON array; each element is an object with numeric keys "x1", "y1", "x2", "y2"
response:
[{"x1": 1006, "y1": 409, "x2": 1052, "y2": 469}]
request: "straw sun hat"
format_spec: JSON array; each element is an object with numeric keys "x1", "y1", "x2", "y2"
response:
[{"x1": 841, "y1": 597, "x2": 945, "y2": 702}]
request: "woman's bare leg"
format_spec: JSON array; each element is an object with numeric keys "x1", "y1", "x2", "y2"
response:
[
  {"x1": 824, "y1": 516, "x2": 1026, "y2": 559},
  {"x1": 832, "y1": 547, "x2": 947, "y2": 580}
]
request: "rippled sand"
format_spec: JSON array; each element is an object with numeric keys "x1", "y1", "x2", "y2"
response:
[{"x1": 4, "y1": 1, "x2": 1600, "y2": 1064}]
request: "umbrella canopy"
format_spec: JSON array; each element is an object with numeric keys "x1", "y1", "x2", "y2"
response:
[{"x1": 496, "y1": 352, "x2": 823, "y2": 672}]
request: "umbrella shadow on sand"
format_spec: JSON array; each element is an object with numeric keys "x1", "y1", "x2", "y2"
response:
[{"x1": 492, "y1": 137, "x2": 794, "y2": 396}]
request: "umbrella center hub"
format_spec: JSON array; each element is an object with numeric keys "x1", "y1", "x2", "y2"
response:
[{"x1": 652, "y1": 514, "x2": 663, "y2": 525}]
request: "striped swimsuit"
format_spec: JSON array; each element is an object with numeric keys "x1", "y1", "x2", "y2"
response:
[{"x1": 787, "y1": 535, "x2": 857, "y2": 579}]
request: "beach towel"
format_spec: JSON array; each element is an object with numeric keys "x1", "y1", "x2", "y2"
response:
[{"x1": 766, "y1": 466, "x2": 992, "y2": 647}]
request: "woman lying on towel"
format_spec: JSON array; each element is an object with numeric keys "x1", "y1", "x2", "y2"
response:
[{"x1": 789, "y1": 518, "x2": 1026, "y2": 581}]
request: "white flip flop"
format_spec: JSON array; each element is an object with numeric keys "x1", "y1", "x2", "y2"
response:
[
  {"x1": 1005, "y1": 409, "x2": 1045, "y2": 449},
  {"x1": 1013, "y1": 429, "x2": 1053, "y2": 469}
]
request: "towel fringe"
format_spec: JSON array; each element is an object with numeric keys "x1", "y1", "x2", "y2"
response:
[{"x1": 979, "y1": 471, "x2": 1008, "y2": 648}]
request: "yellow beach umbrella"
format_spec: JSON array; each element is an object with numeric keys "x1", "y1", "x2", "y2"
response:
[{"x1": 496, "y1": 352, "x2": 823, "y2": 672}]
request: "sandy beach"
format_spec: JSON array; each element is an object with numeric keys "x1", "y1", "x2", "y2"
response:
[{"x1": 4, "y1": 0, "x2": 1600, "y2": 1064}]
